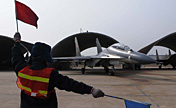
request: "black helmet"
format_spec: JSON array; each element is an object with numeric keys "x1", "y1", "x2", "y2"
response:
[{"x1": 31, "y1": 42, "x2": 54, "y2": 63}]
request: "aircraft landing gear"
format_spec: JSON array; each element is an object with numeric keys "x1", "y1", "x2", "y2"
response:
[
  {"x1": 81, "y1": 68, "x2": 85, "y2": 74},
  {"x1": 109, "y1": 66, "x2": 115, "y2": 76},
  {"x1": 171, "y1": 64, "x2": 176, "y2": 69},
  {"x1": 135, "y1": 64, "x2": 141, "y2": 70},
  {"x1": 104, "y1": 66, "x2": 114, "y2": 75},
  {"x1": 104, "y1": 67, "x2": 109, "y2": 73},
  {"x1": 159, "y1": 65, "x2": 162, "y2": 69},
  {"x1": 81, "y1": 62, "x2": 86, "y2": 74},
  {"x1": 109, "y1": 70, "x2": 115, "y2": 76}
]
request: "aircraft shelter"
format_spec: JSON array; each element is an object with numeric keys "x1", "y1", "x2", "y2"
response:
[
  {"x1": 139, "y1": 32, "x2": 176, "y2": 54},
  {"x1": 52, "y1": 32, "x2": 118, "y2": 57}
]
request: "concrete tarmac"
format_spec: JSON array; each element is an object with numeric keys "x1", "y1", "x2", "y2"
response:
[{"x1": 0, "y1": 69, "x2": 176, "y2": 108}]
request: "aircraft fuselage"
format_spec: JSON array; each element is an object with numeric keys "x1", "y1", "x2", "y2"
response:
[{"x1": 86, "y1": 43, "x2": 155, "y2": 68}]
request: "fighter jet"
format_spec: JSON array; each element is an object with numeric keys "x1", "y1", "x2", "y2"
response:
[{"x1": 53, "y1": 37, "x2": 155, "y2": 75}]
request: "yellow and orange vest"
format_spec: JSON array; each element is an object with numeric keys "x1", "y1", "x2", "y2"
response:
[{"x1": 16, "y1": 65, "x2": 55, "y2": 99}]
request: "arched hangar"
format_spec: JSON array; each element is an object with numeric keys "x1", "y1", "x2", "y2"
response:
[
  {"x1": 0, "y1": 35, "x2": 33, "y2": 69},
  {"x1": 139, "y1": 32, "x2": 176, "y2": 54},
  {"x1": 52, "y1": 32, "x2": 118, "y2": 57}
]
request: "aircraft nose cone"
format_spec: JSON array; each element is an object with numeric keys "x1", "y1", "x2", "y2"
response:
[
  {"x1": 146, "y1": 57, "x2": 156, "y2": 64},
  {"x1": 133, "y1": 52, "x2": 156, "y2": 64},
  {"x1": 141, "y1": 55, "x2": 156, "y2": 64}
]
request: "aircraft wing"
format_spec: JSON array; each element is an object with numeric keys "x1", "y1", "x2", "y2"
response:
[
  {"x1": 53, "y1": 56, "x2": 91, "y2": 62},
  {"x1": 53, "y1": 54, "x2": 125, "y2": 62}
]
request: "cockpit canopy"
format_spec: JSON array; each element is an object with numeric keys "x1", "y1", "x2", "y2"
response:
[{"x1": 111, "y1": 43, "x2": 131, "y2": 51}]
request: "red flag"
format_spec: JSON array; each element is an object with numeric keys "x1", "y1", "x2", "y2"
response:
[{"x1": 15, "y1": 1, "x2": 39, "y2": 28}]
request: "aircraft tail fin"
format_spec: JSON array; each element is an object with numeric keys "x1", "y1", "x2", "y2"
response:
[
  {"x1": 96, "y1": 38, "x2": 102, "y2": 54},
  {"x1": 75, "y1": 37, "x2": 81, "y2": 57},
  {"x1": 156, "y1": 49, "x2": 159, "y2": 60},
  {"x1": 168, "y1": 49, "x2": 171, "y2": 57}
]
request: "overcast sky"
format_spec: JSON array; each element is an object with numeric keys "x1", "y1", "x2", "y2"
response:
[{"x1": 1, "y1": 0, "x2": 176, "y2": 55}]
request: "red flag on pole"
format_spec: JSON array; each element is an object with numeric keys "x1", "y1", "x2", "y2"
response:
[{"x1": 15, "y1": 1, "x2": 39, "y2": 28}]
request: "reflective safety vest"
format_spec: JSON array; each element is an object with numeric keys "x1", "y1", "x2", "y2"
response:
[{"x1": 16, "y1": 65, "x2": 55, "y2": 99}]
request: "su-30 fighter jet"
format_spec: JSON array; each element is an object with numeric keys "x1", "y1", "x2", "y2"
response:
[{"x1": 53, "y1": 37, "x2": 155, "y2": 75}]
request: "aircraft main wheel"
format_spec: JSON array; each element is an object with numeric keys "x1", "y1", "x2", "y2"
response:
[
  {"x1": 135, "y1": 64, "x2": 141, "y2": 70},
  {"x1": 109, "y1": 71, "x2": 114, "y2": 76},
  {"x1": 172, "y1": 65, "x2": 176, "y2": 69},
  {"x1": 104, "y1": 67, "x2": 109, "y2": 73},
  {"x1": 159, "y1": 65, "x2": 162, "y2": 69},
  {"x1": 81, "y1": 68, "x2": 85, "y2": 74}
]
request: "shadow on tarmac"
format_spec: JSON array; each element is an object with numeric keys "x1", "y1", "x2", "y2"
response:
[
  {"x1": 60, "y1": 68, "x2": 176, "y2": 83},
  {"x1": 1, "y1": 67, "x2": 176, "y2": 83}
]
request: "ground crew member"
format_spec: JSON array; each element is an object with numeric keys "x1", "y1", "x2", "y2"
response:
[{"x1": 12, "y1": 32, "x2": 104, "y2": 108}]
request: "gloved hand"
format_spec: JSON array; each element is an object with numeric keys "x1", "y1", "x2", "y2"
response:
[
  {"x1": 14, "y1": 32, "x2": 21, "y2": 42},
  {"x1": 91, "y1": 88, "x2": 104, "y2": 98}
]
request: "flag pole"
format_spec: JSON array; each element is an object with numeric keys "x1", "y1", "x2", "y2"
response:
[
  {"x1": 105, "y1": 94, "x2": 125, "y2": 100},
  {"x1": 14, "y1": 0, "x2": 19, "y2": 32}
]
